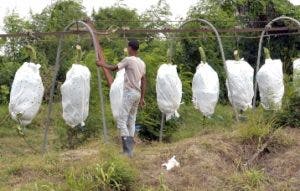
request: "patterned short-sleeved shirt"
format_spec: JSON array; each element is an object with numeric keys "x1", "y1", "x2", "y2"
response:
[{"x1": 117, "y1": 56, "x2": 146, "y2": 91}]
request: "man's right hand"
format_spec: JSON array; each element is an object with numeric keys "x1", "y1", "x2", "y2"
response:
[
  {"x1": 96, "y1": 61, "x2": 103, "y2": 67},
  {"x1": 97, "y1": 61, "x2": 118, "y2": 71}
]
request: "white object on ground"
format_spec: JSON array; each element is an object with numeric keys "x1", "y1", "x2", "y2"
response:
[
  {"x1": 226, "y1": 59, "x2": 254, "y2": 111},
  {"x1": 192, "y1": 62, "x2": 219, "y2": 117},
  {"x1": 162, "y1": 156, "x2": 180, "y2": 171},
  {"x1": 156, "y1": 64, "x2": 182, "y2": 121},
  {"x1": 61, "y1": 64, "x2": 91, "y2": 127},
  {"x1": 257, "y1": 59, "x2": 284, "y2": 110},
  {"x1": 293, "y1": 58, "x2": 300, "y2": 95},
  {"x1": 9, "y1": 62, "x2": 44, "y2": 126},
  {"x1": 110, "y1": 69, "x2": 125, "y2": 119}
]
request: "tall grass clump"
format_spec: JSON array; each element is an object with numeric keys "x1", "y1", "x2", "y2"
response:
[
  {"x1": 235, "y1": 109, "x2": 273, "y2": 144},
  {"x1": 65, "y1": 146, "x2": 137, "y2": 191},
  {"x1": 227, "y1": 169, "x2": 268, "y2": 191},
  {"x1": 235, "y1": 108, "x2": 295, "y2": 149}
]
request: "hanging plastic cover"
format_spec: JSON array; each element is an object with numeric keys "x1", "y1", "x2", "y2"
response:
[
  {"x1": 156, "y1": 64, "x2": 182, "y2": 121},
  {"x1": 257, "y1": 59, "x2": 284, "y2": 110},
  {"x1": 192, "y1": 62, "x2": 219, "y2": 117},
  {"x1": 109, "y1": 69, "x2": 125, "y2": 119},
  {"x1": 225, "y1": 59, "x2": 254, "y2": 111},
  {"x1": 61, "y1": 64, "x2": 91, "y2": 127},
  {"x1": 9, "y1": 62, "x2": 44, "y2": 126},
  {"x1": 293, "y1": 58, "x2": 300, "y2": 95}
]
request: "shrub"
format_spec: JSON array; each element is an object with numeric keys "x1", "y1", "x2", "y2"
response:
[
  {"x1": 0, "y1": 62, "x2": 21, "y2": 104},
  {"x1": 275, "y1": 95, "x2": 300, "y2": 128},
  {"x1": 0, "y1": 62, "x2": 20, "y2": 86},
  {"x1": 0, "y1": 85, "x2": 10, "y2": 104}
]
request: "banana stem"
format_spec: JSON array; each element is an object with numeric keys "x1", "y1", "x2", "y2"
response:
[
  {"x1": 76, "y1": 45, "x2": 82, "y2": 63},
  {"x1": 234, "y1": 50, "x2": 240, "y2": 61},
  {"x1": 25, "y1": 45, "x2": 37, "y2": 63},
  {"x1": 264, "y1": 47, "x2": 271, "y2": 59},
  {"x1": 199, "y1": 47, "x2": 206, "y2": 63},
  {"x1": 167, "y1": 48, "x2": 172, "y2": 63}
]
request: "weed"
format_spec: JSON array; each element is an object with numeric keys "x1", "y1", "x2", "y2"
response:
[
  {"x1": 235, "y1": 109, "x2": 273, "y2": 144},
  {"x1": 65, "y1": 160, "x2": 136, "y2": 191},
  {"x1": 227, "y1": 169, "x2": 267, "y2": 191},
  {"x1": 158, "y1": 173, "x2": 170, "y2": 191},
  {"x1": 168, "y1": 104, "x2": 234, "y2": 142},
  {"x1": 275, "y1": 95, "x2": 300, "y2": 128},
  {"x1": 268, "y1": 128, "x2": 295, "y2": 149},
  {"x1": 6, "y1": 164, "x2": 23, "y2": 176}
]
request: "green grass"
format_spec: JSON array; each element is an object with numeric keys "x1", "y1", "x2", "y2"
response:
[
  {"x1": 227, "y1": 169, "x2": 268, "y2": 191},
  {"x1": 233, "y1": 107, "x2": 273, "y2": 143},
  {"x1": 0, "y1": 100, "x2": 298, "y2": 190},
  {"x1": 169, "y1": 103, "x2": 235, "y2": 142}
]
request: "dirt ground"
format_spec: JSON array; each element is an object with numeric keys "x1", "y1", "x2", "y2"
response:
[
  {"x1": 1, "y1": 128, "x2": 299, "y2": 190},
  {"x1": 133, "y1": 128, "x2": 300, "y2": 190}
]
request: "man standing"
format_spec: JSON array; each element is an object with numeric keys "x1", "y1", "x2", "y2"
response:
[{"x1": 97, "y1": 39, "x2": 146, "y2": 157}]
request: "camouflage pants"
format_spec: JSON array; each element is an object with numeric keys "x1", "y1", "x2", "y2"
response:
[{"x1": 117, "y1": 89, "x2": 140, "y2": 137}]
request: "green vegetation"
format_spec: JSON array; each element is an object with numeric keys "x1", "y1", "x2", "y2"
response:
[
  {"x1": 235, "y1": 109, "x2": 272, "y2": 143},
  {"x1": 1, "y1": 100, "x2": 298, "y2": 190},
  {"x1": 227, "y1": 169, "x2": 268, "y2": 191},
  {"x1": 275, "y1": 95, "x2": 300, "y2": 128}
]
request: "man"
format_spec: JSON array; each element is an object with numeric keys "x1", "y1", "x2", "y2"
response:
[{"x1": 97, "y1": 39, "x2": 146, "y2": 157}]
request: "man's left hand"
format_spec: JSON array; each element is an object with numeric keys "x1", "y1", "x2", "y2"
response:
[{"x1": 139, "y1": 98, "x2": 145, "y2": 108}]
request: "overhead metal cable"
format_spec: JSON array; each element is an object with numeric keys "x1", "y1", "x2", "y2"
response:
[
  {"x1": 0, "y1": 27, "x2": 298, "y2": 38},
  {"x1": 84, "y1": 19, "x2": 272, "y2": 23}
]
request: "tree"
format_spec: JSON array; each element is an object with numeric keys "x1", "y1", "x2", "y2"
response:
[
  {"x1": 31, "y1": 0, "x2": 86, "y2": 32},
  {"x1": 30, "y1": 0, "x2": 88, "y2": 80},
  {"x1": 92, "y1": 6, "x2": 144, "y2": 62},
  {"x1": 3, "y1": 11, "x2": 33, "y2": 61},
  {"x1": 92, "y1": 6, "x2": 141, "y2": 30},
  {"x1": 181, "y1": 0, "x2": 300, "y2": 103},
  {"x1": 141, "y1": 0, "x2": 173, "y2": 29},
  {"x1": 235, "y1": 0, "x2": 300, "y2": 75}
]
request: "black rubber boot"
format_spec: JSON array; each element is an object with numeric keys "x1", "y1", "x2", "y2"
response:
[
  {"x1": 127, "y1": 136, "x2": 134, "y2": 157},
  {"x1": 121, "y1": 136, "x2": 132, "y2": 157}
]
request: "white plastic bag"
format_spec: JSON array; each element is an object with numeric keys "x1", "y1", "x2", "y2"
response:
[
  {"x1": 109, "y1": 69, "x2": 125, "y2": 119},
  {"x1": 226, "y1": 59, "x2": 254, "y2": 111},
  {"x1": 162, "y1": 156, "x2": 180, "y2": 171},
  {"x1": 293, "y1": 58, "x2": 300, "y2": 95},
  {"x1": 192, "y1": 62, "x2": 219, "y2": 117},
  {"x1": 257, "y1": 59, "x2": 284, "y2": 110},
  {"x1": 61, "y1": 64, "x2": 91, "y2": 127},
  {"x1": 9, "y1": 62, "x2": 44, "y2": 126},
  {"x1": 156, "y1": 64, "x2": 182, "y2": 121}
]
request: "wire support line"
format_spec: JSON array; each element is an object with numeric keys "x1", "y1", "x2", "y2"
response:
[
  {"x1": 83, "y1": 19, "x2": 277, "y2": 23},
  {"x1": 0, "y1": 27, "x2": 298, "y2": 38},
  {"x1": 8, "y1": 31, "x2": 300, "y2": 43}
]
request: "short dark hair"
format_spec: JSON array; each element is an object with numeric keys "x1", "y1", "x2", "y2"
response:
[{"x1": 128, "y1": 39, "x2": 139, "y2": 51}]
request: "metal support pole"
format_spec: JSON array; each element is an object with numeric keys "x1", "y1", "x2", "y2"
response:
[
  {"x1": 43, "y1": 20, "x2": 113, "y2": 153},
  {"x1": 159, "y1": 113, "x2": 165, "y2": 142},
  {"x1": 252, "y1": 16, "x2": 300, "y2": 108},
  {"x1": 96, "y1": 68, "x2": 108, "y2": 143},
  {"x1": 43, "y1": 32, "x2": 66, "y2": 153},
  {"x1": 180, "y1": 19, "x2": 240, "y2": 122}
]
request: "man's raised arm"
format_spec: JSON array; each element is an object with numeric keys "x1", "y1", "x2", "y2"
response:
[{"x1": 97, "y1": 61, "x2": 118, "y2": 71}]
